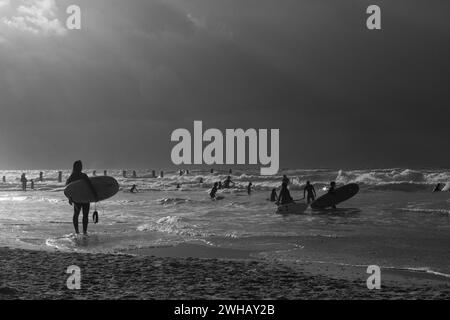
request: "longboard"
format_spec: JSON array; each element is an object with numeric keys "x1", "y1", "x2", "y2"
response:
[
  {"x1": 311, "y1": 183, "x2": 359, "y2": 209},
  {"x1": 64, "y1": 176, "x2": 119, "y2": 203}
]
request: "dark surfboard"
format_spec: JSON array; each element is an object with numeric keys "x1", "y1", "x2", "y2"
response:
[{"x1": 311, "y1": 183, "x2": 359, "y2": 209}]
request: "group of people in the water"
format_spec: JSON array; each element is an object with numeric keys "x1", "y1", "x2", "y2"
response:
[
  {"x1": 209, "y1": 176, "x2": 249, "y2": 198},
  {"x1": 54, "y1": 160, "x2": 450, "y2": 235},
  {"x1": 270, "y1": 175, "x2": 338, "y2": 208}
]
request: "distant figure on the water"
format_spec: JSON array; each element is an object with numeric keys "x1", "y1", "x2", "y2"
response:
[
  {"x1": 282, "y1": 175, "x2": 290, "y2": 186},
  {"x1": 433, "y1": 183, "x2": 443, "y2": 192},
  {"x1": 210, "y1": 182, "x2": 219, "y2": 199},
  {"x1": 30, "y1": 179, "x2": 34, "y2": 190},
  {"x1": 229, "y1": 169, "x2": 232, "y2": 174},
  {"x1": 39, "y1": 171, "x2": 43, "y2": 182},
  {"x1": 2, "y1": 176, "x2": 5, "y2": 183},
  {"x1": 303, "y1": 181, "x2": 316, "y2": 204},
  {"x1": 223, "y1": 176, "x2": 235, "y2": 188},
  {"x1": 270, "y1": 189, "x2": 278, "y2": 202},
  {"x1": 20, "y1": 173, "x2": 27, "y2": 191},
  {"x1": 132, "y1": 170, "x2": 137, "y2": 178},
  {"x1": 277, "y1": 182, "x2": 293, "y2": 205},
  {"x1": 66, "y1": 160, "x2": 98, "y2": 235},
  {"x1": 199, "y1": 177, "x2": 204, "y2": 184},
  {"x1": 179, "y1": 170, "x2": 183, "y2": 176},
  {"x1": 247, "y1": 182, "x2": 252, "y2": 195},
  {"x1": 93, "y1": 170, "x2": 97, "y2": 176},
  {"x1": 130, "y1": 184, "x2": 138, "y2": 193},
  {"x1": 176, "y1": 183, "x2": 181, "y2": 189}
]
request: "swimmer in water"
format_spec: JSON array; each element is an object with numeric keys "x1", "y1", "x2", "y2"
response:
[
  {"x1": 210, "y1": 182, "x2": 219, "y2": 199},
  {"x1": 247, "y1": 182, "x2": 252, "y2": 195}
]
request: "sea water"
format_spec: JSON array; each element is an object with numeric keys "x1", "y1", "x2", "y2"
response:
[{"x1": 0, "y1": 168, "x2": 449, "y2": 278}]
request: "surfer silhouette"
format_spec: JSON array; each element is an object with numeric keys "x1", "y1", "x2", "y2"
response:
[
  {"x1": 247, "y1": 182, "x2": 252, "y2": 195},
  {"x1": 303, "y1": 181, "x2": 316, "y2": 203},
  {"x1": 270, "y1": 189, "x2": 278, "y2": 202},
  {"x1": 328, "y1": 181, "x2": 337, "y2": 209},
  {"x1": 130, "y1": 184, "x2": 138, "y2": 193},
  {"x1": 66, "y1": 160, "x2": 98, "y2": 235},
  {"x1": 223, "y1": 176, "x2": 235, "y2": 188},
  {"x1": 277, "y1": 182, "x2": 293, "y2": 205},
  {"x1": 20, "y1": 173, "x2": 27, "y2": 191},
  {"x1": 210, "y1": 182, "x2": 219, "y2": 199}
]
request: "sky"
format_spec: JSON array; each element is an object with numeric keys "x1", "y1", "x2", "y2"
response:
[{"x1": 0, "y1": 0, "x2": 449, "y2": 170}]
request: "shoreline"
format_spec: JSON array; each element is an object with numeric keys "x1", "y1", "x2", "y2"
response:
[{"x1": 1, "y1": 246, "x2": 448, "y2": 300}]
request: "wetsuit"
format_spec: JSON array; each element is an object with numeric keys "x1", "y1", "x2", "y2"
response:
[
  {"x1": 304, "y1": 184, "x2": 316, "y2": 203},
  {"x1": 66, "y1": 172, "x2": 95, "y2": 234},
  {"x1": 210, "y1": 186, "x2": 218, "y2": 199},
  {"x1": 278, "y1": 189, "x2": 293, "y2": 205}
]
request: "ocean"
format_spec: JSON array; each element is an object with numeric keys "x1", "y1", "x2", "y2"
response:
[{"x1": 0, "y1": 168, "x2": 449, "y2": 279}]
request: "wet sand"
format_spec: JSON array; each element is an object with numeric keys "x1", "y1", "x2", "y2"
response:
[{"x1": 1, "y1": 246, "x2": 448, "y2": 300}]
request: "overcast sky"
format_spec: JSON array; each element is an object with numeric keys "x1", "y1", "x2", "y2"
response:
[{"x1": 0, "y1": 0, "x2": 449, "y2": 170}]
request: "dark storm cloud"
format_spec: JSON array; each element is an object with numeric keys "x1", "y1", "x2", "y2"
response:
[{"x1": 0, "y1": 0, "x2": 449, "y2": 169}]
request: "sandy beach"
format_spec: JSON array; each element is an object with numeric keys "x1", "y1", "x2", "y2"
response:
[{"x1": 1, "y1": 246, "x2": 448, "y2": 300}]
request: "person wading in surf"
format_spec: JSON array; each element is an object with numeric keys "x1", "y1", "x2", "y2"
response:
[
  {"x1": 270, "y1": 189, "x2": 278, "y2": 202},
  {"x1": 223, "y1": 176, "x2": 235, "y2": 188},
  {"x1": 303, "y1": 181, "x2": 316, "y2": 204},
  {"x1": 277, "y1": 182, "x2": 293, "y2": 205},
  {"x1": 66, "y1": 160, "x2": 98, "y2": 235},
  {"x1": 210, "y1": 182, "x2": 219, "y2": 199},
  {"x1": 328, "y1": 181, "x2": 337, "y2": 209}
]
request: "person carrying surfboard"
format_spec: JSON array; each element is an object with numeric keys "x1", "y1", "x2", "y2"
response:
[
  {"x1": 277, "y1": 182, "x2": 293, "y2": 205},
  {"x1": 66, "y1": 160, "x2": 99, "y2": 235},
  {"x1": 328, "y1": 181, "x2": 337, "y2": 209},
  {"x1": 303, "y1": 181, "x2": 316, "y2": 203}
]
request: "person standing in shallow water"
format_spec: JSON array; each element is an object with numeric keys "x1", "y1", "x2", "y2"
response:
[
  {"x1": 328, "y1": 181, "x2": 337, "y2": 209},
  {"x1": 303, "y1": 181, "x2": 316, "y2": 204},
  {"x1": 20, "y1": 173, "x2": 27, "y2": 191},
  {"x1": 66, "y1": 160, "x2": 98, "y2": 235},
  {"x1": 277, "y1": 182, "x2": 293, "y2": 205},
  {"x1": 210, "y1": 182, "x2": 219, "y2": 199},
  {"x1": 270, "y1": 189, "x2": 278, "y2": 202}
]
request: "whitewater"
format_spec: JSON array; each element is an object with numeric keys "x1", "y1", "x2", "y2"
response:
[{"x1": 0, "y1": 168, "x2": 449, "y2": 280}]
